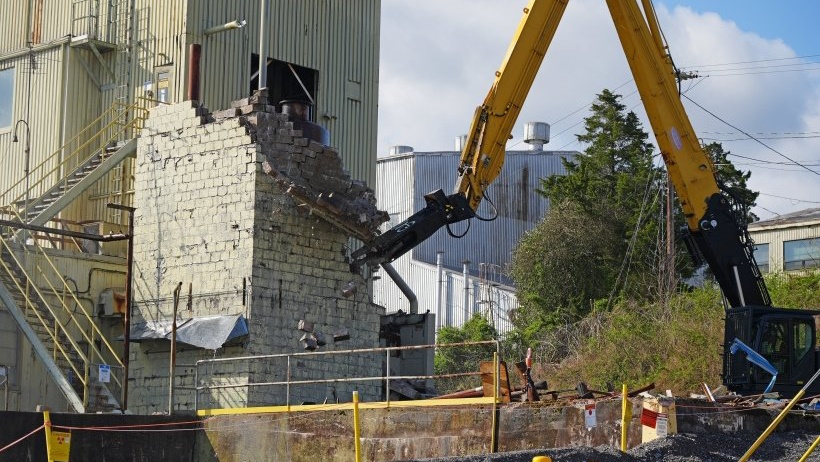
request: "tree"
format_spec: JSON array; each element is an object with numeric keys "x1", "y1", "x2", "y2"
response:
[
  {"x1": 534, "y1": 89, "x2": 664, "y2": 302},
  {"x1": 434, "y1": 314, "x2": 497, "y2": 376},
  {"x1": 703, "y1": 142, "x2": 760, "y2": 223},
  {"x1": 508, "y1": 201, "x2": 621, "y2": 335}
]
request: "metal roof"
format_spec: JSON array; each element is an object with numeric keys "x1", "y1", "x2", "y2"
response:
[{"x1": 749, "y1": 208, "x2": 820, "y2": 230}]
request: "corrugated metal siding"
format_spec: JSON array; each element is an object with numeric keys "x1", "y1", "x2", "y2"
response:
[
  {"x1": 35, "y1": 0, "x2": 72, "y2": 44},
  {"x1": 0, "y1": 46, "x2": 75, "y2": 208},
  {"x1": 373, "y1": 149, "x2": 574, "y2": 332},
  {"x1": 373, "y1": 257, "x2": 516, "y2": 335},
  {"x1": 0, "y1": 2, "x2": 30, "y2": 52},
  {"x1": 750, "y1": 223, "x2": 820, "y2": 273},
  {"x1": 189, "y1": 0, "x2": 380, "y2": 185},
  {"x1": 3, "y1": 0, "x2": 379, "y2": 223},
  {"x1": 376, "y1": 150, "x2": 575, "y2": 278}
]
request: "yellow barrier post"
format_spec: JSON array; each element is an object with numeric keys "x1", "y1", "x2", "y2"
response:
[
  {"x1": 352, "y1": 391, "x2": 362, "y2": 462},
  {"x1": 43, "y1": 411, "x2": 53, "y2": 462},
  {"x1": 739, "y1": 367, "x2": 820, "y2": 462},
  {"x1": 620, "y1": 384, "x2": 630, "y2": 452},
  {"x1": 798, "y1": 435, "x2": 819, "y2": 462},
  {"x1": 491, "y1": 351, "x2": 500, "y2": 453}
]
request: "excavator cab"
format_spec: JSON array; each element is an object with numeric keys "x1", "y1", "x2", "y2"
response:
[{"x1": 724, "y1": 306, "x2": 820, "y2": 396}]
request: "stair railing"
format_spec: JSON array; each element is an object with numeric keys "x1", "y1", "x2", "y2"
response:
[
  {"x1": 0, "y1": 228, "x2": 126, "y2": 408},
  {"x1": 0, "y1": 98, "x2": 155, "y2": 218}
]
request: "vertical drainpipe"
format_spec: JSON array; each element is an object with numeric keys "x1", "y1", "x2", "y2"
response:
[
  {"x1": 59, "y1": 42, "x2": 71, "y2": 165},
  {"x1": 258, "y1": 0, "x2": 269, "y2": 90},
  {"x1": 187, "y1": 44, "x2": 201, "y2": 101},
  {"x1": 435, "y1": 251, "x2": 444, "y2": 332},
  {"x1": 462, "y1": 260, "x2": 470, "y2": 322}
]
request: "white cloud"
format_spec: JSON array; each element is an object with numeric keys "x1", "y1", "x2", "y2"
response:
[{"x1": 378, "y1": 1, "x2": 820, "y2": 219}]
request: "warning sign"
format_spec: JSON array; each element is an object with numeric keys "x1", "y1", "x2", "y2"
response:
[
  {"x1": 49, "y1": 430, "x2": 71, "y2": 462},
  {"x1": 98, "y1": 364, "x2": 111, "y2": 383},
  {"x1": 584, "y1": 402, "x2": 597, "y2": 428},
  {"x1": 656, "y1": 414, "x2": 668, "y2": 437}
]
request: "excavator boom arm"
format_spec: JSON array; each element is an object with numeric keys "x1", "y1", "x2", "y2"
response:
[{"x1": 355, "y1": 0, "x2": 771, "y2": 309}]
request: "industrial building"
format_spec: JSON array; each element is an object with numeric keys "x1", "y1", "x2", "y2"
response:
[
  {"x1": 749, "y1": 208, "x2": 820, "y2": 274},
  {"x1": 0, "y1": 0, "x2": 381, "y2": 413},
  {"x1": 373, "y1": 125, "x2": 577, "y2": 334}
]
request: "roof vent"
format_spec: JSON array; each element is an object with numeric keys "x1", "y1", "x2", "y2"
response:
[
  {"x1": 524, "y1": 122, "x2": 550, "y2": 151},
  {"x1": 389, "y1": 145, "x2": 414, "y2": 156},
  {"x1": 454, "y1": 135, "x2": 468, "y2": 152}
]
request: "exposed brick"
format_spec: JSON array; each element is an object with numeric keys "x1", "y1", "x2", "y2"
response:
[{"x1": 129, "y1": 93, "x2": 385, "y2": 414}]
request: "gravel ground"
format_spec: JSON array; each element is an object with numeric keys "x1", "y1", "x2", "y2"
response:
[{"x1": 403, "y1": 430, "x2": 819, "y2": 462}]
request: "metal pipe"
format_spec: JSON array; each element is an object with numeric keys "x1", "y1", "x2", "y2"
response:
[
  {"x1": 108, "y1": 203, "x2": 135, "y2": 410},
  {"x1": 59, "y1": 42, "x2": 71, "y2": 167},
  {"x1": 187, "y1": 44, "x2": 201, "y2": 101},
  {"x1": 169, "y1": 281, "x2": 183, "y2": 415},
  {"x1": 0, "y1": 218, "x2": 129, "y2": 241},
  {"x1": 380, "y1": 262, "x2": 417, "y2": 314},
  {"x1": 0, "y1": 365, "x2": 8, "y2": 411},
  {"x1": 739, "y1": 366, "x2": 820, "y2": 461},
  {"x1": 462, "y1": 260, "x2": 471, "y2": 321},
  {"x1": 385, "y1": 350, "x2": 390, "y2": 404},
  {"x1": 258, "y1": 0, "x2": 269, "y2": 90},
  {"x1": 798, "y1": 435, "x2": 820, "y2": 462},
  {"x1": 732, "y1": 266, "x2": 746, "y2": 306},
  {"x1": 435, "y1": 251, "x2": 444, "y2": 331},
  {"x1": 203, "y1": 19, "x2": 246, "y2": 36}
]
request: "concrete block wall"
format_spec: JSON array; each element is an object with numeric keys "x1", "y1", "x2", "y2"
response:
[{"x1": 128, "y1": 97, "x2": 383, "y2": 413}]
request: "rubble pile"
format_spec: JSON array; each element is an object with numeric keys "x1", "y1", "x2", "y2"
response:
[{"x1": 212, "y1": 89, "x2": 388, "y2": 243}]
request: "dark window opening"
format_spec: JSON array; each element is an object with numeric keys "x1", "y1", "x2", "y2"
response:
[{"x1": 250, "y1": 55, "x2": 318, "y2": 121}]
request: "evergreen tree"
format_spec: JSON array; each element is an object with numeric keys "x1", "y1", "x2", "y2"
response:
[
  {"x1": 704, "y1": 142, "x2": 760, "y2": 223},
  {"x1": 537, "y1": 89, "x2": 664, "y2": 301}
]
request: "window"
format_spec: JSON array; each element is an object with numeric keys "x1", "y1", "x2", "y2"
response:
[
  {"x1": 249, "y1": 55, "x2": 318, "y2": 119},
  {"x1": 0, "y1": 67, "x2": 14, "y2": 130},
  {"x1": 783, "y1": 238, "x2": 819, "y2": 271},
  {"x1": 153, "y1": 66, "x2": 173, "y2": 104},
  {"x1": 792, "y1": 320, "x2": 813, "y2": 365},
  {"x1": 760, "y1": 320, "x2": 789, "y2": 375},
  {"x1": 754, "y1": 243, "x2": 769, "y2": 273}
]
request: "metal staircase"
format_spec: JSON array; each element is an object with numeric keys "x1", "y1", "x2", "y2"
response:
[
  {"x1": 0, "y1": 98, "x2": 152, "y2": 412},
  {"x1": 0, "y1": 100, "x2": 148, "y2": 227},
  {"x1": 24, "y1": 139, "x2": 137, "y2": 227},
  {"x1": 0, "y1": 239, "x2": 125, "y2": 413}
]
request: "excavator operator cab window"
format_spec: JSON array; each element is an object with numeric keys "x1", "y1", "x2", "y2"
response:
[
  {"x1": 759, "y1": 320, "x2": 789, "y2": 376},
  {"x1": 792, "y1": 320, "x2": 814, "y2": 365}
]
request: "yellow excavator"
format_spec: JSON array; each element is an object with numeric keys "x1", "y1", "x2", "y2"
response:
[{"x1": 353, "y1": 0, "x2": 820, "y2": 396}]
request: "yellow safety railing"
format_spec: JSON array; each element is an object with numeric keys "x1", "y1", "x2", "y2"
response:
[
  {"x1": 0, "y1": 230, "x2": 126, "y2": 407},
  {"x1": 0, "y1": 97, "x2": 157, "y2": 213}
]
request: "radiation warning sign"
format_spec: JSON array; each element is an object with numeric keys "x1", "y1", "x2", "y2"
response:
[{"x1": 49, "y1": 430, "x2": 71, "y2": 462}]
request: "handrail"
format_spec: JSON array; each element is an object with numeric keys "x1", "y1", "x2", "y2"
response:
[
  {"x1": 0, "y1": 97, "x2": 157, "y2": 213},
  {"x1": 0, "y1": 217, "x2": 125, "y2": 403},
  {"x1": 0, "y1": 240, "x2": 89, "y2": 388},
  {"x1": 0, "y1": 211, "x2": 124, "y2": 370},
  {"x1": 192, "y1": 340, "x2": 501, "y2": 411}
]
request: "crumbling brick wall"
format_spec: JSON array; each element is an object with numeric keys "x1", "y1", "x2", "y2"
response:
[{"x1": 129, "y1": 94, "x2": 385, "y2": 413}]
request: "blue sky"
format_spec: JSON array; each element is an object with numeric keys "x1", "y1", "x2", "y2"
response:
[
  {"x1": 661, "y1": 1, "x2": 819, "y2": 56},
  {"x1": 379, "y1": 0, "x2": 820, "y2": 219}
]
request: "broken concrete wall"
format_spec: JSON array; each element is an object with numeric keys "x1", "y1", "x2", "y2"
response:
[{"x1": 128, "y1": 97, "x2": 384, "y2": 414}]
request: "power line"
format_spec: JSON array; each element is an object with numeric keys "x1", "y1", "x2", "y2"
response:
[
  {"x1": 681, "y1": 53, "x2": 820, "y2": 68},
  {"x1": 682, "y1": 94, "x2": 820, "y2": 176},
  {"x1": 758, "y1": 192, "x2": 820, "y2": 205},
  {"x1": 697, "y1": 66, "x2": 820, "y2": 77},
  {"x1": 684, "y1": 60, "x2": 820, "y2": 74}
]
